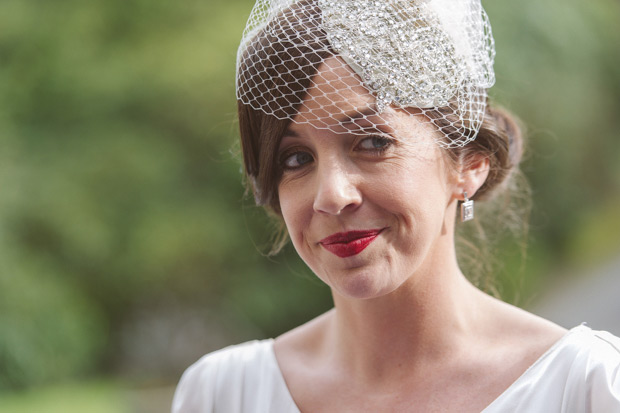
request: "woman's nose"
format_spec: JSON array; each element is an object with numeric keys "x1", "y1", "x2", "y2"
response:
[{"x1": 312, "y1": 161, "x2": 362, "y2": 215}]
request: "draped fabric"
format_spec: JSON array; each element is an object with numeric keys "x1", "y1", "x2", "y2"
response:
[{"x1": 172, "y1": 325, "x2": 620, "y2": 413}]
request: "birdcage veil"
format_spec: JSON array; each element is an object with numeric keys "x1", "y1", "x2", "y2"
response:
[{"x1": 236, "y1": 0, "x2": 495, "y2": 148}]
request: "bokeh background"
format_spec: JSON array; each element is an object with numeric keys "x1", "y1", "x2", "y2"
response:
[{"x1": 1, "y1": 0, "x2": 619, "y2": 411}]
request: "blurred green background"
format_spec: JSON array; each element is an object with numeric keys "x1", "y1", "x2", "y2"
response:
[{"x1": 0, "y1": 0, "x2": 619, "y2": 410}]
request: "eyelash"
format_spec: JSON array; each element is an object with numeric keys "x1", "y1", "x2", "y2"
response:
[
  {"x1": 278, "y1": 135, "x2": 396, "y2": 171},
  {"x1": 358, "y1": 134, "x2": 394, "y2": 154}
]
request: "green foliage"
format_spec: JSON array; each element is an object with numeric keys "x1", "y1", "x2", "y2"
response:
[
  {"x1": 0, "y1": 380, "x2": 130, "y2": 413},
  {"x1": 0, "y1": 0, "x2": 618, "y2": 390},
  {"x1": 486, "y1": 0, "x2": 620, "y2": 260},
  {"x1": 566, "y1": 197, "x2": 620, "y2": 268},
  {"x1": 0, "y1": 248, "x2": 105, "y2": 390},
  {"x1": 0, "y1": 0, "x2": 332, "y2": 389}
]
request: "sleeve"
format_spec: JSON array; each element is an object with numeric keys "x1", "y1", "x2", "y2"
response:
[
  {"x1": 171, "y1": 353, "x2": 219, "y2": 413},
  {"x1": 171, "y1": 342, "x2": 261, "y2": 413},
  {"x1": 584, "y1": 331, "x2": 620, "y2": 412}
]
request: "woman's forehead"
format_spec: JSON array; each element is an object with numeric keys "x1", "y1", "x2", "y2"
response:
[
  {"x1": 293, "y1": 56, "x2": 374, "y2": 126},
  {"x1": 291, "y1": 56, "x2": 433, "y2": 141}
]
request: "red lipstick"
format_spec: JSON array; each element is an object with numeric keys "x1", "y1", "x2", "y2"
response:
[{"x1": 319, "y1": 229, "x2": 383, "y2": 258}]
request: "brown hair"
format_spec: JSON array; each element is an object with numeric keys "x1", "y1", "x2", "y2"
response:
[
  {"x1": 238, "y1": 0, "x2": 333, "y2": 215},
  {"x1": 237, "y1": 0, "x2": 526, "y2": 259}
]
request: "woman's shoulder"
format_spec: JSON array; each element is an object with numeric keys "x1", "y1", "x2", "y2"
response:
[
  {"x1": 171, "y1": 339, "x2": 299, "y2": 413},
  {"x1": 565, "y1": 324, "x2": 620, "y2": 353},
  {"x1": 486, "y1": 325, "x2": 620, "y2": 412},
  {"x1": 558, "y1": 325, "x2": 620, "y2": 383},
  {"x1": 171, "y1": 340, "x2": 271, "y2": 412},
  {"x1": 194, "y1": 339, "x2": 274, "y2": 368},
  {"x1": 549, "y1": 324, "x2": 620, "y2": 375},
  {"x1": 179, "y1": 339, "x2": 275, "y2": 385}
]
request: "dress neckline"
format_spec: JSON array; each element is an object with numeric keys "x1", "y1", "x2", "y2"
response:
[
  {"x1": 482, "y1": 324, "x2": 589, "y2": 411},
  {"x1": 265, "y1": 324, "x2": 589, "y2": 412}
]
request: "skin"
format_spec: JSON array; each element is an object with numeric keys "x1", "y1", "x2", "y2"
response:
[{"x1": 273, "y1": 57, "x2": 566, "y2": 412}]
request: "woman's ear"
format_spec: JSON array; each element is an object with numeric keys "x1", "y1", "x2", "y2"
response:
[{"x1": 454, "y1": 154, "x2": 490, "y2": 200}]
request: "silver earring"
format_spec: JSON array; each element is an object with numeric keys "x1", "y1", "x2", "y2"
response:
[{"x1": 461, "y1": 191, "x2": 474, "y2": 222}]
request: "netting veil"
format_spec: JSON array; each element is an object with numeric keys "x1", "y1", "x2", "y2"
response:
[{"x1": 236, "y1": 0, "x2": 495, "y2": 148}]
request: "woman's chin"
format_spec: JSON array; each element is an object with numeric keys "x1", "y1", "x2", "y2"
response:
[{"x1": 329, "y1": 269, "x2": 398, "y2": 301}]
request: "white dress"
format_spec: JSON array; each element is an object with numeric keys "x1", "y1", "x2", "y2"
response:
[{"x1": 172, "y1": 325, "x2": 620, "y2": 412}]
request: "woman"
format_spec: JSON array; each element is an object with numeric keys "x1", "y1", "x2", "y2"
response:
[{"x1": 173, "y1": 0, "x2": 620, "y2": 411}]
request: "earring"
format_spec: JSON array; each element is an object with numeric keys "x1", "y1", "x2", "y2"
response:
[{"x1": 461, "y1": 191, "x2": 474, "y2": 222}]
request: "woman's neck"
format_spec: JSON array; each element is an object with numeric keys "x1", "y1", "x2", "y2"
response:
[{"x1": 326, "y1": 259, "x2": 486, "y2": 383}]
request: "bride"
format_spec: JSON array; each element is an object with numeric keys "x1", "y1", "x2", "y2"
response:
[{"x1": 173, "y1": 0, "x2": 620, "y2": 411}]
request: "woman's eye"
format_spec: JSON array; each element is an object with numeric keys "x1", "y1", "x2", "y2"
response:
[
  {"x1": 282, "y1": 151, "x2": 313, "y2": 169},
  {"x1": 358, "y1": 135, "x2": 393, "y2": 151}
]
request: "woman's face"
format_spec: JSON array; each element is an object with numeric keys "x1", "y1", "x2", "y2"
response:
[{"x1": 277, "y1": 57, "x2": 461, "y2": 300}]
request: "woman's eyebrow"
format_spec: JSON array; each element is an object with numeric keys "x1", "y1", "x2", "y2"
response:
[
  {"x1": 281, "y1": 129, "x2": 300, "y2": 139},
  {"x1": 337, "y1": 104, "x2": 382, "y2": 125},
  {"x1": 282, "y1": 104, "x2": 387, "y2": 139}
]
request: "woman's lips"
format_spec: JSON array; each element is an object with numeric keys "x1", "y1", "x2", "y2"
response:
[{"x1": 319, "y1": 229, "x2": 383, "y2": 258}]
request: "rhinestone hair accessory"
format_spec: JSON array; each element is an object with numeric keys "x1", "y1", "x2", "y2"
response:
[{"x1": 236, "y1": 0, "x2": 495, "y2": 147}]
